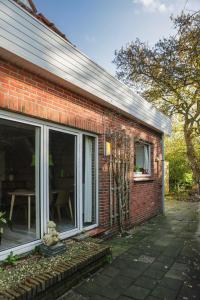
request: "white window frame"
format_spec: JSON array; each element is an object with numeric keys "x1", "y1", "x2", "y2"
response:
[
  {"x1": 134, "y1": 141, "x2": 151, "y2": 177},
  {"x1": 0, "y1": 110, "x2": 99, "y2": 260}
]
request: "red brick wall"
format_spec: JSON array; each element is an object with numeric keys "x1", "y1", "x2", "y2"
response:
[{"x1": 0, "y1": 59, "x2": 163, "y2": 230}]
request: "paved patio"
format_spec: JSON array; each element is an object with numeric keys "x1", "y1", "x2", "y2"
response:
[{"x1": 58, "y1": 200, "x2": 200, "y2": 300}]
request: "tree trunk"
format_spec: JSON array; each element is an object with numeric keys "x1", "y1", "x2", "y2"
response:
[{"x1": 184, "y1": 123, "x2": 200, "y2": 186}]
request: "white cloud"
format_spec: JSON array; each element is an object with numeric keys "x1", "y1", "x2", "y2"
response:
[{"x1": 133, "y1": 0, "x2": 173, "y2": 13}]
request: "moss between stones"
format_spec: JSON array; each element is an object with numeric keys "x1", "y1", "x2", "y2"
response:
[{"x1": 0, "y1": 240, "x2": 111, "y2": 299}]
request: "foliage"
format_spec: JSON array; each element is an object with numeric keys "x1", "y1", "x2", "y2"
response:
[
  {"x1": 107, "y1": 129, "x2": 132, "y2": 232},
  {"x1": 32, "y1": 245, "x2": 41, "y2": 255},
  {"x1": 0, "y1": 211, "x2": 6, "y2": 226},
  {"x1": 134, "y1": 166, "x2": 141, "y2": 172},
  {"x1": 106, "y1": 253, "x2": 113, "y2": 264},
  {"x1": 165, "y1": 123, "x2": 193, "y2": 191},
  {"x1": 4, "y1": 251, "x2": 19, "y2": 266},
  {"x1": 114, "y1": 11, "x2": 200, "y2": 183},
  {"x1": 0, "y1": 212, "x2": 6, "y2": 238}
]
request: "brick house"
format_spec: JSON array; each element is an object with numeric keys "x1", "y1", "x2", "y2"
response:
[{"x1": 0, "y1": 0, "x2": 171, "y2": 259}]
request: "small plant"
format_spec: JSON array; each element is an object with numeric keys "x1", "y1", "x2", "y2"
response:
[
  {"x1": 106, "y1": 253, "x2": 113, "y2": 264},
  {"x1": 4, "y1": 251, "x2": 19, "y2": 266},
  {"x1": 134, "y1": 166, "x2": 142, "y2": 173},
  {"x1": 32, "y1": 245, "x2": 41, "y2": 255},
  {"x1": 0, "y1": 211, "x2": 6, "y2": 245}
]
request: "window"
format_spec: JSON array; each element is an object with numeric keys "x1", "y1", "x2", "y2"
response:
[{"x1": 134, "y1": 141, "x2": 151, "y2": 175}]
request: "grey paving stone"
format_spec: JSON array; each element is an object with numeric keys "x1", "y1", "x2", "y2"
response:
[
  {"x1": 159, "y1": 277, "x2": 183, "y2": 291},
  {"x1": 120, "y1": 267, "x2": 144, "y2": 279},
  {"x1": 156, "y1": 255, "x2": 175, "y2": 265},
  {"x1": 151, "y1": 286, "x2": 178, "y2": 300},
  {"x1": 171, "y1": 263, "x2": 187, "y2": 272},
  {"x1": 165, "y1": 268, "x2": 186, "y2": 280},
  {"x1": 145, "y1": 297, "x2": 160, "y2": 300},
  {"x1": 139, "y1": 249, "x2": 162, "y2": 257},
  {"x1": 150, "y1": 261, "x2": 169, "y2": 271},
  {"x1": 92, "y1": 274, "x2": 113, "y2": 287},
  {"x1": 125, "y1": 248, "x2": 142, "y2": 257},
  {"x1": 109, "y1": 275, "x2": 133, "y2": 289},
  {"x1": 138, "y1": 255, "x2": 155, "y2": 264},
  {"x1": 58, "y1": 291, "x2": 90, "y2": 300},
  {"x1": 97, "y1": 285, "x2": 123, "y2": 300},
  {"x1": 176, "y1": 255, "x2": 191, "y2": 264},
  {"x1": 163, "y1": 247, "x2": 182, "y2": 258},
  {"x1": 143, "y1": 269, "x2": 166, "y2": 280},
  {"x1": 74, "y1": 281, "x2": 102, "y2": 297},
  {"x1": 127, "y1": 261, "x2": 149, "y2": 272},
  {"x1": 124, "y1": 284, "x2": 150, "y2": 299},
  {"x1": 57, "y1": 201, "x2": 200, "y2": 300},
  {"x1": 100, "y1": 266, "x2": 120, "y2": 277},
  {"x1": 118, "y1": 296, "x2": 137, "y2": 300},
  {"x1": 134, "y1": 276, "x2": 158, "y2": 290},
  {"x1": 93, "y1": 296, "x2": 110, "y2": 300},
  {"x1": 112, "y1": 259, "x2": 129, "y2": 270}
]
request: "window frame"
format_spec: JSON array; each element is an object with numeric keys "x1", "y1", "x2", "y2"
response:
[
  {"x1": 134, "y1": 140, "x2": 152, "y2": 177},
  {"x1": 0, "y1": 110, "x2": 99, "y2": 260}
]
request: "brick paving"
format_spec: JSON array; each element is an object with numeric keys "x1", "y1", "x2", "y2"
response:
[{"x1": 58, "y1": 200, "x2": 200, "y2": 300}]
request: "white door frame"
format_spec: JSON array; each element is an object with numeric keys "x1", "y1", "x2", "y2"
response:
[{"x1": 0, "y1": 110, "x2": 99, "y2": 260}]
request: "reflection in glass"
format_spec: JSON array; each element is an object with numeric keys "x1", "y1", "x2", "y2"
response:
[
  {"x1": 0, "y1": 119, "x2": 40, "y2": 251},
  {"x1": 49, "y1": 130, "x2": 76, "y2": 232}
]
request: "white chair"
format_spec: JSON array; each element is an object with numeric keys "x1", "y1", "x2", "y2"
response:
[{"x1": 54, "y1": 191, "x2": 73, "y2": 222}]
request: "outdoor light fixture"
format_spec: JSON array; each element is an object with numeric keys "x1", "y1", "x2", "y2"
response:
[{"x1": 106, "y1": 142, "x2": 111, "y2": 156}]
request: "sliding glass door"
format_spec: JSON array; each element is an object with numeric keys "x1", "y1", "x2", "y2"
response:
[
  {"x1": 48, "y1": 130, "x2": 77, "y2": 232},
  {"x1": 0, "y1": 118, "x2": 40, "y2": 251},
  {"x1": 0, "y1": 113, "x2": 98, "y2": 257}
]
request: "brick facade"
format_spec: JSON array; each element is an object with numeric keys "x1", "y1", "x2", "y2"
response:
[{"x1": 0, "y1": 58, "x2": 163, "y2": 232}]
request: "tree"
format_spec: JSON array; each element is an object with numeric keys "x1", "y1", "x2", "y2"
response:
[
  {"x1": 113, "y1": 12, "x2": 200, "y2": 184},
  {"x1": 165, "y1": 121, "x2": 193, "y2": 191}
]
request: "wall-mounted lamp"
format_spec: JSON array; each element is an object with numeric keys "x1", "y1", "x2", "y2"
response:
[{"x1": 105, "y1": 142, "x2": 111, "y2": 156}]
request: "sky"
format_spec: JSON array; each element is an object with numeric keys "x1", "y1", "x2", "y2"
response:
[{"x1": 33, "y1": 0, "x2": 200, "y2": 75}]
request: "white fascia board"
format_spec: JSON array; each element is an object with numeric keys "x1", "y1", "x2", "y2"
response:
[{"x1": 0, "y1": 0, "x2": 171, "y2": 135}]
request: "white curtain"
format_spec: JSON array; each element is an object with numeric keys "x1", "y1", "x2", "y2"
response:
[
  {"x1": 143, "y1": 145, "x2": 149, "y2": 172},
  {"x1": 136, "y1": 144, "x2": 144, "y2": 168},
  {"x1": 84, "y1": 137, "x2": 93, "y2": 223}
]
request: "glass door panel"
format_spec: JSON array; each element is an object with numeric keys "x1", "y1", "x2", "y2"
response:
[
  {"x1": 82, "y1": 135, "x2": 96, "y2": 227},
  {"x1": 0, "y1": 118, "x2": 40, "y2": 251},
  {"x1": 49, "y1": 130, "x2": 77, "y2": 232}
]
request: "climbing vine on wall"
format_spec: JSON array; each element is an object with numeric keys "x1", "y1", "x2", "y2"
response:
[{"x1": 106, "y1": 127, "x2": 133, "y2": 233}]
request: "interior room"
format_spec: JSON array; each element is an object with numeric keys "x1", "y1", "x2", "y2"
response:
[
  {"x1": 0, "y1": 118, "x2": 39, "y2": 251},
  {"x1": 0, "y1": 120, "x2": 77, "y2": 252},
  {"x1": 49, "y1": 130, "x2": 76, "y2": 233}
]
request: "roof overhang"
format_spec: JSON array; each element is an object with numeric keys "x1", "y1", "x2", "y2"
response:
[{"x1": 0, "y1": 0, "x2": 172, "y2": 135}]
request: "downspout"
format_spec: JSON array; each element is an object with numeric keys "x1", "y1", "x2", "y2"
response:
[{"x1": 161, "y1": 133, "x2": 165, "y2": 214}]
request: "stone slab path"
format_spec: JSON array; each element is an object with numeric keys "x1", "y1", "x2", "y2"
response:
[{"x1": 58, "y1": 200, "x2": 200, "y2": 300}]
